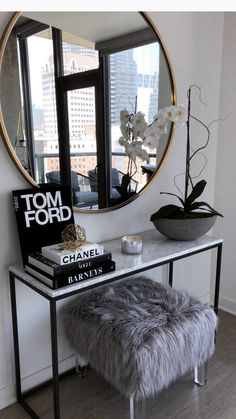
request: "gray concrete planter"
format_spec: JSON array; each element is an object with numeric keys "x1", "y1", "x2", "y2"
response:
[{"x1": 152, "y1": 215, "x2": 217, "y2": 241}]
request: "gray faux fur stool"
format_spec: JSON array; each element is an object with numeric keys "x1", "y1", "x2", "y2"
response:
[{"x1": 62, "y1": 276, "x2": 217, "y2": 419}]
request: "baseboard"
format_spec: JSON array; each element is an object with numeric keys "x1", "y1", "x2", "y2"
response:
[
  {"x1": 219, "y1": 296, "x2": 236, "y2": 315},
  {"x1": 21, "y1": 354, "x2": 75, "y2": 391},
  {"x1": 0, "y1": 383, "x2": 16, "y2": 411},
  {"x1": 0, "y1": 355, "x2": 75, "y2": 411}
]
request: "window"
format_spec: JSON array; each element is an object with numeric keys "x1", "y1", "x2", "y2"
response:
[
  {"x1": 108, "y1": 43, "x2": 160, "y2": 190},
  {"x1": 16, "y1": 16, "x2": 160, "y2": 209},
  {"x1": 17, "y1": 25, "x2": 60, "y2": 183},
  {"x1": 62, "y1": 32, "x2": 99, "y2": 75}
]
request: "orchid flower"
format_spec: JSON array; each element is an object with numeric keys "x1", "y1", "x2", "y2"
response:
[{"x1": 119, "y1": 103, "x2": 184, "y2": 184}]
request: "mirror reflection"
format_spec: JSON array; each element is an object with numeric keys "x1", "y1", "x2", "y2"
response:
[{"x1": 0, "y1": 12, "x2": 174, "y2": 211}]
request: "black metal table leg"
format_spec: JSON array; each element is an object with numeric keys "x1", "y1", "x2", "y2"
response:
[
  {"x1": 9, "y1": 272, "x2": 22, "y2": 403},
  {"x1": 10, "y1": 272, "x2": 41, "y2": 418},
  {"x1": 214, "y1": 243, "x2": 223, "y2": 314},
  {"x1": 169, "y1": 261, "x2": 173, "y2": 287},
  {"x1": 50, "y1": 299, "x2": 60, "y2": 419}
]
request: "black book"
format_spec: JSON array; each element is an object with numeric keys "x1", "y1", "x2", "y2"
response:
[
  {"x1": 27, "y1": 250, "x2": 112, "y2": 276},
  {"x1": 25, "y1": 260, "x2": 116, "y2": 289},
  {"x1": 12, "y1": 185, "x2": 74, "y2": 266}
]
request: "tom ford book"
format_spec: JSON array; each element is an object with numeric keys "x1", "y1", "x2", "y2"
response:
[
  {"x1": 12, "y1": 185, "x2": 74, "y2": 265},
  {"x1": 27, "y1": 250, "x2": 112, "y2": 276},
  {"x1": 41, "y1": 241, "x2": 104, "y2": 265},
  {"x1": 25, "y1": 260, "x2": 116, "y2": 289}
]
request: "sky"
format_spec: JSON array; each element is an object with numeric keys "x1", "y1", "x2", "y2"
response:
[{"x1": 28, "y1": 36, "x2": 53, "y2": 108}]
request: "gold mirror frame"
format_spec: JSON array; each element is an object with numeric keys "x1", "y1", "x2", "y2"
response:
[{"x1": 0, "y1": 11, "x2": 176, "y2": 213}]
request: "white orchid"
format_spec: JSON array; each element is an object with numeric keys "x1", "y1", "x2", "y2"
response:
[
  {"x1": 120, "y1": 109, "x2": 130, "y2": 125},
  {"x1": 173, "y1": 104, "x2": 186, "y2": 122},
  {"x1": 119, "y1": 104, "x2": 185, "y2": 183},
  {"x1": 131, "y1": 112, "x2": 147, "y2": 138},
  {"x1": 157, "y1": 104, "x2": 186, "y2": 123},
  {"x1": 156, "y1": 106, "x2": 171, "y2": 120},
  {"x1": 144, "y1": 117, "x2": 167, "y2": 140},
  {"x1": 125, "y1": 141, "x2": 143, "y2": 162},
  {"x1": 143, "y1": 135, "x2": 160, "y2": 150},
  {"x1": 136, "y1": 148, "x2": 149, "y2": 162},
  {"x1": 131, "y1": 111, "x2": 145, "y2": 126},
  {"x1": 155, "y1": 116, "x2": 168, "y2": 133},
  {"x1": 118, "y1": 136, "x2": 127, "y2": 147},
  {"x1": 120, "y1": 124, "x2": 129, "y2": 140}
]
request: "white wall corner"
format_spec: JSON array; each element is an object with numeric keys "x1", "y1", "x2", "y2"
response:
[
  {"x1": 219, "y1": 296, "x2": 236, "y2": 316},
  {"x1": 0, "y1": 355, "x2": 75, "y2": 411},
  {"x1": 0, "y1": 383, "x2": 16, "y2": 411}
]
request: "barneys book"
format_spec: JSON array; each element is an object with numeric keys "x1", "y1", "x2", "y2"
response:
[
  {"x1": 12, "y1": 185, "x2": 74, "y2": 265},
  {"x1": 28, "y1": 250, "x2": 112, "y2": 276},
  {"x1": 25, "y1": 260, "x2": 116, "y2": 289}
]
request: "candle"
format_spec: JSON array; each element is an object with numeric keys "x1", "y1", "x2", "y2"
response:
[{"x1": 121, "y1": 235, "x2": 143, "y2": 254}]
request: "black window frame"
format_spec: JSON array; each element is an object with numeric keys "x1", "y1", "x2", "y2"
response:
[
  {"x1": 16, "y1": 18, "x2": 159, "y2": 209},
  {"x1": 16, "y1": 20, "x2": 50, "y2": 180}
]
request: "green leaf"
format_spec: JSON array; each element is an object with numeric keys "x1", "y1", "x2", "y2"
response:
[
  {"x1": 160, "y1": 191, "x2": 185, "y2": 206},
  {"x1": 189, "y1": 201, "x2": 223, "y2": 217},
  {"x1": 150, "y1": 205, "x2": 182, "y2": 221},
  {"x1": 185, "y1": 180, "x2": 207, "y2": 208}
]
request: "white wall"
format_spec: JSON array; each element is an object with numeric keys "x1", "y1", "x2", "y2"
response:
[
  {"x1": 0, "y1": 12, "x2": 224, "y2": 409},
  {"x1": 214, "y1": 13, "x2": 236, "y2": 314}
]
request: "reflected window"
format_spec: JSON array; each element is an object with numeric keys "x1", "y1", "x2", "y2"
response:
[
  {"x1": 109, "y1": 43, "x2": 160, "y2": 192},
  {"x1": 62, "y1": 31, "x2": 99, "y2": 74},
  {"x1": 17, "y1": 26, "x2": 60, "y2": 184},
  {"x1": 2, "y1": 13, "x2": 173, "y2": 210}
]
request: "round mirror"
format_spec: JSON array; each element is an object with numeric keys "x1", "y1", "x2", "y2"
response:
[{"x1": 0, "y1": 12, "x2": 175, "y2": 212}]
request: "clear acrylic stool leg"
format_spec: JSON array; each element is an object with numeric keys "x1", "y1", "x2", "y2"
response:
[
  {"x1": 129, "y1": 396, "x2": 146, "y2": 419},
  {"x1": 194, "y1": 362, "x2": 208, "y2": 386},
  {"x1": 75, "y1": 353, "x2": 89, "y2": 378}
]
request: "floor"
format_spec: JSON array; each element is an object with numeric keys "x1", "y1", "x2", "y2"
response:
[{"x1": 0, "y1": 310, "x2": 235, "y2": 419}]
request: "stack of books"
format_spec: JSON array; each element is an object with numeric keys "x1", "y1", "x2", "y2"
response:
[{"x1": 25, "y1": 241, "x2": 115, "y2": 289}]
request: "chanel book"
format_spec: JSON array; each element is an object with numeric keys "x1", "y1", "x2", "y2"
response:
[{"x1": 41, "y1": 241, "x2": 104, "y2": 265}]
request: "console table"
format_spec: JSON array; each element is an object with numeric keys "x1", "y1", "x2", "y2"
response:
[{"x1": 9, "y1": 230, "x2": 223, "y2": 419}]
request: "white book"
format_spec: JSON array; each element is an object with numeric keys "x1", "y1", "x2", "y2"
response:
[{"x1": 41, "y1": 241, "x2": 104, "y2": 265}]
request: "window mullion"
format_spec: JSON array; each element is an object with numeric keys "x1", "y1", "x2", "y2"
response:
[
  {"x1": 18, "y1": 37, "x2": 35, "y2": 179},
  {"x1": 52, "y1": 27, "x2": 72, "y2": 195},
  {"x1": 95, "y1": 63, "x2": 108, "y2": 209},
  {"x1": 99, "y1": 55, "x2": 111, "y2": 208}
]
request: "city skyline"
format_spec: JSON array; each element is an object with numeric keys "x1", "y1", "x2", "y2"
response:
[{"x1": 26, "y1": 29, "x2": 159, "y2": 192}]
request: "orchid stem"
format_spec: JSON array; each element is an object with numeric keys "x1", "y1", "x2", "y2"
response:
[{"x1": 185, "y1": 87, "x2": 191, "y2": 202}]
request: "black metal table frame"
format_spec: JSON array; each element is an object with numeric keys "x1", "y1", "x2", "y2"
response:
[{"x1": 9, "y1": 241, "x2": 222, "y2": 419}]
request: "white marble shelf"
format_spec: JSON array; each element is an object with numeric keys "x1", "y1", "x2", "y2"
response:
[{"x1": 9, "y1": 230, "x2": 223, "y2": 299}]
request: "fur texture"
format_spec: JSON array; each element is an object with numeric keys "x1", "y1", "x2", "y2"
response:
[{"x1": 62, "y1": 276, "x2": 217, "y2": 399}]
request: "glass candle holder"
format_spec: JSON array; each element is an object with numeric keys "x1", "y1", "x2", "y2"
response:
[{"x1": 121, "y1": 235, "x2": 143, "y2": 254}]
